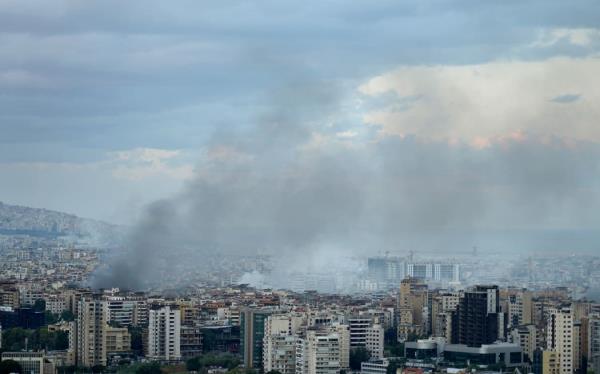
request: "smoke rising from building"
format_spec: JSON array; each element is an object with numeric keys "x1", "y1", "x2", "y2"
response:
[{"x1": 91, "y1": 80, "x2": 600, "y2": 290}]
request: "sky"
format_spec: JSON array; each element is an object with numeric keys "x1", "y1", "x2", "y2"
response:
[{"x1": 1, "y1": 0, "x2": 600, "y2": 232}]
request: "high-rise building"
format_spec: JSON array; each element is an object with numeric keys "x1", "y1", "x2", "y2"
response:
[
  {"x1": 453, "y1": 285, "x2": 503, "y2": 347},
  {"x1": 331, "y1": 324, "x2": 350, "y2": 370},
  {"x1": 296, "y1": 329, "x2": 346, "y2": 374},
  {"x1": 105, "y1": 325, "x2": 131, "y2": 363},
  {"x1": 511, "y1": 324, "x2": 537, "y2": 362},
  {"x1": 348, "y1": 317, "x2": 371, "y2": 347},
  {"x1": 542, "y1": 350, "x2": 561, "y2": 374},
  {"x1": 104, "y1": 297, "x2": 136, "y2": 327},
  {"x1": 265, "y1": 314, "x2": 305, "y2": 337},
  {"x1": 0, "y1": 282, "x2": 20, "y2": 309},
  {"x1": 76, "y1": 297, "x2": 107, "y2": 367},
  {"x1": 241, "y1": 308, "x2": 271, "y2": 369},
  {"x1": 405, "y1": 263, "x2": 460, "y2": 282},
  {"x1": 180, "y1": 325, "x2": 203, "y2": 360},
  {"x1": 503, "y1": 290, "x2": 533, "y2": 329},
  {"x1": 397, "y1": 278, "x2": 429, "y2": 342},
  {"x1": 262, "y1": 312, "x2": 306, "y2": 373},
  {"x1": 367, "y1": 257, "x2": 405, "y2": 288},
  {"x1": 431, "y1": 291, "x2": 461, "y2": 341},
  {"x1": 148, "y1": 305, "x2": 181, "y2": 361},
  {"x1": 589, "y1": 313, "x2": 600, "y2": 373},
  {"x1": 547, "y1": 306, "x2": 578, "y2": 374},
  {"x1": 263, "y1": 334, "x2": 297, "y2": 374},
  {"x1": 365, "y1": 324, "x2": 384, "y2": 359}
]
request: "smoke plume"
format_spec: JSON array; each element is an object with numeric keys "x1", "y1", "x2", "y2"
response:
[{"x1": 92, "y1": 79, "x2": 600, "y2": 290}]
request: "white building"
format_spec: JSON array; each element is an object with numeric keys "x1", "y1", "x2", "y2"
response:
[
  {"x1": 148, "y1": 305, "x2": 181, "y2": 361},
  {"x1": 264, "y1": 334, "x2": 298, "y2": 374},
  {"x1": 365, "y1": 324, "x2": 384, "y2": 359},
  {"x1": 348, "y1": 317, "x2": 371, "y2": 347},
  {"x1": 361, "y1": 358, "x2": 389, "y2": 374},
  {"x1": 44, "y1": 294, "x2": 67, "y2": 315},
  {"x1": 1, "y1": 352, "x2": 54, "y2": 374},
  {"x1": 263, "y1": 314, "x2": 306, "y2": 374},
  {"x1": 266, "y1": 314, "x2": 305, "y2": 336},
  {"x1": 296, "y1": 330, "x2": 344, "y2": 374}
]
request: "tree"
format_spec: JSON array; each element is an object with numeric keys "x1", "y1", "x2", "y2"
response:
[
  {"x1": 266, "y1": 371, "x2": 282, "y2": 374},
  {"x1": 33, "y1": 299, "x2": 46, "y2": 312},
  {"x1": 128, "y1": 326, "x2": 144, "y2": 353},
  {"x1": 384, "y1": 327, "x2": 397, "y2": 345},
  {"x1": 0, "y1": 359, "x2": 22, "y2": 374},
  {"x1": 55, "y1": 331, "x2": 69, "y2": 350},
  {"x1": 186, "y1": 353, "x2": 241, "y2": 372},
  {"x1": 225, "y1": 369, "x2": 255, "y2": 374},
  {"x1": 349, "y1": 347, "x2": 371, "y2": 371},
  {"x1": 60, "y1": 310, "x2": 75, "y2": 322},
  {"x1": 91, "y1": 364, "x2": 105, "y2": 373},
  {"x1": 135, "y1": 362, "x2": 163, "y2": 374},
  {"x1": 2, "y1": 327, "x2": 69, "y2": 351},
  {"x1": 45, "y1": 311, "x2": 59, "y2": 325},
  {"x1": 2, "y1": 327, "x2": 30, "y2": 351}
]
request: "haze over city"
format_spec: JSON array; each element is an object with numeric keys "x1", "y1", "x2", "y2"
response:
[{"x1": 1, "y1": 2, "x2": 600, "y2": 374}]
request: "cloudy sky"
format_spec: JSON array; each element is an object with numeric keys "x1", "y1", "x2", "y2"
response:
[{"x1": 1, "y1": 0, "x2": 600, "y2": 232}]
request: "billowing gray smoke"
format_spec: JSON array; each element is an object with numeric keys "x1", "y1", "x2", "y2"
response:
[{"x1": 92, "y1": 80, "x2": 600, "y2": 290}]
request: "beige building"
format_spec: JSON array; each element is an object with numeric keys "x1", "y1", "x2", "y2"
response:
[
  {"x1": 542, "y1": 350, "x2": 561, "y2": 374},
  {"x1": 547, "y1": 306, "x2": 580, "y2": 374},
  {"x1": 263, "y1": 334, "x2": 298, "y2": 374},
  {"x1": 296, "y1": 329, "x2": 347, "y2": 374},
  {"x1": 105, "y1": 326, "x2": 131, "y2": 355},
  {"x1": 0, "y1": 282, "x2": 20, "y2": 308},
  {"x1": 511, "y1": 324, "x2": 537, "y2": 360},
  {"x1": 76, "y1": 298, "x2": 107, "y2": 367},
  {"x1": 397, "y1": 278, "x2": 428, "y2": 342}
]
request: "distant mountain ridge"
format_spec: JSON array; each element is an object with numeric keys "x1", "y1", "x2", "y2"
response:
[{"x1": 0, "y1": 201, "x2": 123, "y2": 246}]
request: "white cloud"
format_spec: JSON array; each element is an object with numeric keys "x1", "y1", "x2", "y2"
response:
[
  {"x1": 358, "y1": 56, "x2": 600, "y2": 146},
  {"x1": 111, "y1": 147, "x2": 181, "y2": 163},
  {"x1": 533, "y1": 28, "x2": 600, "y2": 47},
  {"x1": 109, "y1": 147, "x2": 194, "y2": 181}
]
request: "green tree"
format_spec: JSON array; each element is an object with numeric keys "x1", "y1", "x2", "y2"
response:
[
  {"x1": 60, "y1": 310, "x2": 75, "y2": 322},
  {"x1": 135, "y1": 362, "x2": 163, "y2": 374},
  {"x1": 128, "y1": 326, "x2": 144, "y2": 353},
  {"x1": 349, "y1": 347, "x2": 371, "y2": 371},
  {"x1": 186, "y1": 353, "x2": 241, "y2": 372},
  {"x1": 386, "y1": 360, "x2": 399, "y2": 374},
  {"x1": 266, "y1": 371, "x2": 282, "y2": 374},
  {"x1": 56, "y1": 331, "x2": 69, "y2": 350},
  {"x1": 2, "y1": 327, "x2": 31, "y2": 351},
  {"x1": 45, "y1": 311, "x2": 59, "y2": 325},
  {"x1": 33, "y1": 299, "x2": 46, "y2": 312},
  {"x1": 2, "y1": 327, "x2": 69, "y2": 351},
  {"x1": 225, "y1": 369, "x2": 255, "y2": 374},
  {"x1": 91, "y1": 364, "x2": 105, "y2": 373},
  {"x1": 384, "y1": 327, "x2": 397, "y2": 345},
  {"x1": 0, "y1": 359, "x2": 22, "y2": 374}
]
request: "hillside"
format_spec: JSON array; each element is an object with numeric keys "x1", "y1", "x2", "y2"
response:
[{"x1": 0, "y1": 201, "x2": 123, "y2": 246}]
